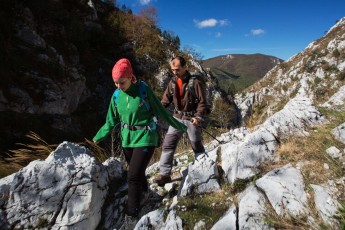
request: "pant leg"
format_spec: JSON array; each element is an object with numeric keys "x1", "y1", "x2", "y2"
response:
[
  {"x1": 123, "y1": 148, "x2": 149, "y2": 191},
  {"x1": 159, "y1": 125, "x2": 184, "y2": 176},
  {"x1": 185, "y1": 120, "x2": 205, "y2": 154},
  {"x1": 123, "y1": 148, "x2": 132, "y2": 164},
  {"x1": 141, "y1": 175, "x2": 149, "y2": 192},
  {"x1": 123, "y1": 146, "x2": 154, "y2": 216}
]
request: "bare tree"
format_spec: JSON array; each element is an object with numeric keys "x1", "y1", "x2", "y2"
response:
[
  {"x1": 182, "y1": 45, "x2": 204, "y2": 61},
  {"x1": 210, "y1": 97, "x2": 235, "y2": 129}
]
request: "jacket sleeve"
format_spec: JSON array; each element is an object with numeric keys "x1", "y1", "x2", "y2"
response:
[
  {"x1": 93, "y1": 97, "x2": 120, "y2": 142},
  {"x1": 147, "y1": 86, "x2": 187, "y2": 132},
  {"x1": 193, "y1": 79, "x2": 209, "y2": 119},
  {"x1": 161, "y1": 81, "x2": 173, "y2": 107}
]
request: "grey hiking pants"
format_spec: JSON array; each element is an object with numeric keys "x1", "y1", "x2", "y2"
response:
[{"x1": 159, "y1": 118, "x2": 205, "y2": 176}]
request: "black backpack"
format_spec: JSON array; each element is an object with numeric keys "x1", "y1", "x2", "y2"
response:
[{"x1": 170, "y1": 72, "x2": 211, "y2": 117}]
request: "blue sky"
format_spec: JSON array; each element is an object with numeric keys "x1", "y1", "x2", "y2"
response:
[{"x1": 115, "y1": 0, "x2": 345, "y2": 61}]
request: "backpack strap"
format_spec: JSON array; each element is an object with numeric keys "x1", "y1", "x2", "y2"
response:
[
  {"x1": 113, "y1": 89, "x2": 121, "y2": 107},
  {"x1": 169, "y1": 79, "x2": 176, "y2": 98},
  {"x1": 138, "y1": 80, "x2": 157, "y2": 131},
  {"x1": 113, "y1": 81, "x2": 150, "y2": 110},
  {"x1": 187, "y1": 76, "x2": 199, "y2": 104},
  {"x1": 112, "y1": 80, "x2": 157, "y2": 131}
]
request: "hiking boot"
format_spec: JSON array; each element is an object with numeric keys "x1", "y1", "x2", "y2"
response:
[
  {"x1": 171, "y1": 171, "x2": 183, "y2": 181},
  {"x1": 119, "y1": 214, "x2": 139, "y2": 230},
  {"x1": 153, "y1": 174, "x2": 171, "y2": 187}
]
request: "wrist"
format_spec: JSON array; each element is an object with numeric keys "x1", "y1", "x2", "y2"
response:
[{"x1": 195, "y1": 116, "x2": 203, "y2": 122}]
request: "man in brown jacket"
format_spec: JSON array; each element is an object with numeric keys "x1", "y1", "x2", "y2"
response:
[{"x1": 154, "y1": 56, "x2": 209, "y2": 186}]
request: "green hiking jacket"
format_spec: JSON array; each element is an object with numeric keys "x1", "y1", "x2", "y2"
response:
[{"x1": 93, "y1": 82, "x2": 187, "y2": 148}]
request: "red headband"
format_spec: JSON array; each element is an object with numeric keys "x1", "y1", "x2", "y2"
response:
[{"x1": 112, "y1": 58, "x2": 137, "y2": 83}]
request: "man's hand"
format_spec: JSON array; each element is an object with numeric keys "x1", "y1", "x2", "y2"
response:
[{"x1": 191, "y1": 117, "x2": 199, "y2": 126}]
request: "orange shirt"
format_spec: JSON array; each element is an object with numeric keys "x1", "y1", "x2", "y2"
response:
[{"x1": 177, "y1": 78, "x2": 183, "y2": 96}]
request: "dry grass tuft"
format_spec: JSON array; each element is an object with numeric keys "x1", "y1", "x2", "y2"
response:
[
  {"x1": 262, "y1": 200, "x2": 313, "y2": 229},
  {"x1": 6, "y1": 131, "x2": 57, "y2": 168},
  {"x1": 334, "y1": 203, "x2": 345, "y2": 229},
  {"x1": 260, "y1": 107, "x2": 345, "y2": 186},
  {"x1": 0, "y1": 131, "x2": 57, "y2": 178},
  {"x1": 0, "y1": 133, "x2": 116, "y2": 178},
  {"x1": 273, "y1": 129, "x2": 342, "y2": 185},
  {"x1": 264, "y1": 214, "x2": 312, "y2": 230},
  {"x1": 82, "y1": 138, "x2": 113, "y2": 163}
]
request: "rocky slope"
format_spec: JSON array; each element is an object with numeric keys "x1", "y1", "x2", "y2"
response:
[{"x1": 235, "y1": 17, "x2": 345, "y2": 126}]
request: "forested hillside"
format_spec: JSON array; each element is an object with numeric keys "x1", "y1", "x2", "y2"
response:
[{"x1": 202, "y1": 53, "x2": 283, "y2": 94}]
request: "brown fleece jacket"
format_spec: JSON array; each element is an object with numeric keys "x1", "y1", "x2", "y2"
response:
[{"x1": 161, "y1": 71, "x2": 209, "y2": 120}]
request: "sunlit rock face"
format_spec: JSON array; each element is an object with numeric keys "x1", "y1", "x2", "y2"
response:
[{"x1": 0, "y1": 142, "x2": 125, "y2": 229}]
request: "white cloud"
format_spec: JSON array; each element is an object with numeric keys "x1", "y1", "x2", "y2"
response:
[
  {"x1": 139, "y1": 0, "x2": 151, "y2": 5},
  {"x1": 194, "y1": 18, "x2": 229, "y2": 29},
  {"x1": 251, "y1": 29, "x2": 265, "y2": 36},
  {"x1": 219, "y1": 19, "x2": 229, "y2": 26},
  {"x1": 215, "y1": 32, "x2": 222, "y2": 38},
  {"x1": 195, "y1": 18, "x2": 217, "y2": 28}
]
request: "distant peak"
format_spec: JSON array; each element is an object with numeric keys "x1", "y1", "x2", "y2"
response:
[{"x1": 223, "y1": 54, "x2": 234, "y2": 60}]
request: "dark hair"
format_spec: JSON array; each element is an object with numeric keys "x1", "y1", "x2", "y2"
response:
[{"x1": 171, "y1": 56, "x2": 186, "y2": 67}]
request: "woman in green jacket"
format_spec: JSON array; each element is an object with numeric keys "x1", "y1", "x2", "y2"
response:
[{"x1": 93, "y1": 58, "x2": 187, "y2": 226}]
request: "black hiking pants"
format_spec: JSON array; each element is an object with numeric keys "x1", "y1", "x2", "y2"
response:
[{"x1": 123, "y1": 146, "x2": 154, "y2": 216}]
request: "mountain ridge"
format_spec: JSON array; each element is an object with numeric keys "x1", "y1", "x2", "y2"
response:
[{"x1": 202, "y1": 53, "x2": 283, "y2": 94}]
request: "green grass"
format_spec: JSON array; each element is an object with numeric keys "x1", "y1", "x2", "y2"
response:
[
  {"x1": 175, "y1": 179, "x2": 263, "y2": 229},
  {"x1": 211, "y1": 68, "x2": 261, "y2": 94},
  {"x1": 176, "y1": 190, "x2": 230, "y2": 229}
]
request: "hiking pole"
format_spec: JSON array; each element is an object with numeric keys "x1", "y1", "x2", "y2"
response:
[
  {"x1": 200, "y1": 127, "x2": 225, "y2": 144},
  {"x1": 187, "y1": 117, "x2": 225, "y2": 144}
]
